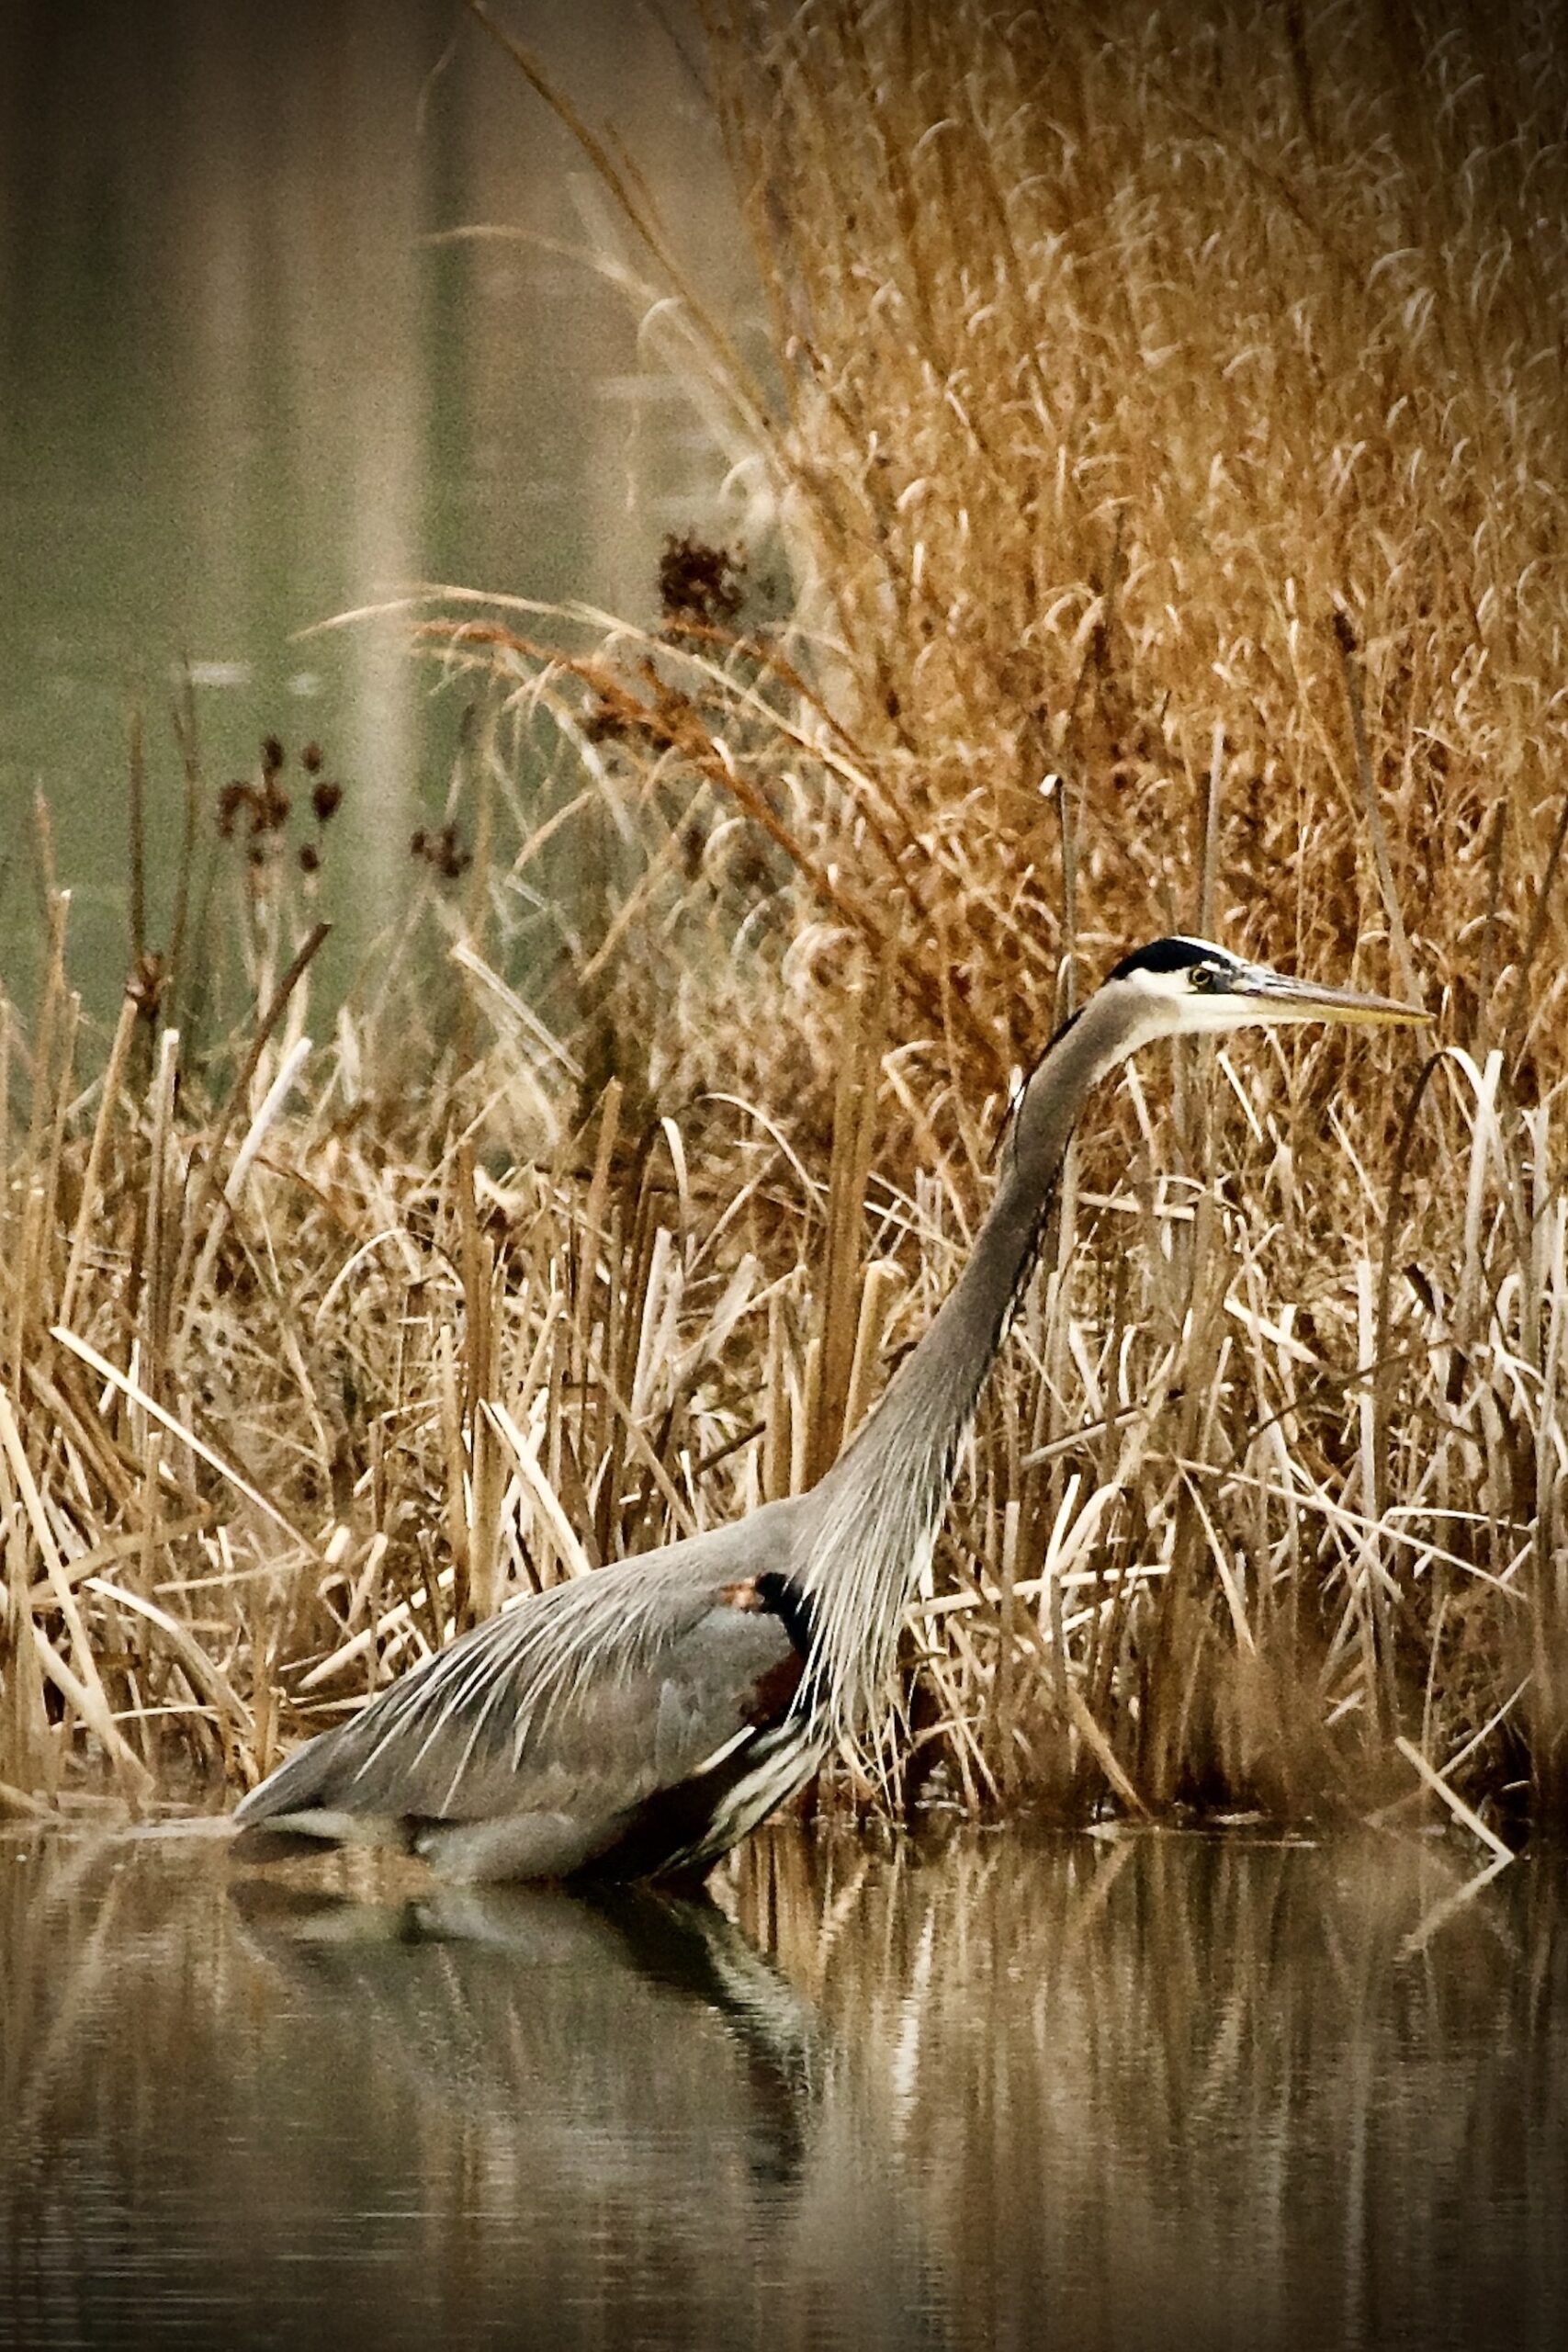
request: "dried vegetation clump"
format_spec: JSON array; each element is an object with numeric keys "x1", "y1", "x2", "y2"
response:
[{"x1": 5, "y1": 0, "x2": 1568, "y2": 1848}]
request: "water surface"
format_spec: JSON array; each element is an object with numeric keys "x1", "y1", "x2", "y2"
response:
[{"x1": 3, "y1": 1825, "x2": 1563, "y2": 2350}]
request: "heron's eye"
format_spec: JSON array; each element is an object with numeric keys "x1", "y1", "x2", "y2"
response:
[{"x1": 1190, "y1": 959, "x2": 1225, "y2": 992}]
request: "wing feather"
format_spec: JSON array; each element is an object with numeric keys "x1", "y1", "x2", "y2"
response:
[{"x1": 234, "y1": 1502, "x2": 805, "y2": 1856}]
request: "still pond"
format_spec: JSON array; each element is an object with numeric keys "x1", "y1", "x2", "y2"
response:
[{"x1": 3, "y1": 1824, "x2": 1564, "y2": 2351}]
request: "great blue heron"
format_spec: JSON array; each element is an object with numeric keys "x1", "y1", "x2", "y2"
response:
[{"x1": 233, "y1": 937, "x2": 1422, "y2": 1883}]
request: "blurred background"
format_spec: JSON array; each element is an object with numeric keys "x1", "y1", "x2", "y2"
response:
[{"x1": 0, "y1": 0, "x2": 745, "y2": 1013}]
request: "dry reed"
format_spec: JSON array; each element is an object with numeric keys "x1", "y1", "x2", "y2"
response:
[{"x1": 4, "y1": 0, "x2": 1568, "y2": 1850}]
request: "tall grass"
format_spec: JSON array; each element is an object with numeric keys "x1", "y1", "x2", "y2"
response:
[{"x1": 4, "y1": 0, "x2": 1568, "y2": 1846}]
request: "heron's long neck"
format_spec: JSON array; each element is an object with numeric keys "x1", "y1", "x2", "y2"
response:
[{"x1": 795, "y1": 992, "x2": 1137, "y2": 1739}]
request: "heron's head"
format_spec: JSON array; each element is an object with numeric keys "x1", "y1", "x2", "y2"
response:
[{"x1": 1100, "y1": 936, "x2": 1427, "y2": 1042}]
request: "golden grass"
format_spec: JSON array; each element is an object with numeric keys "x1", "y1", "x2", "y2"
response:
[{"x1": 5, "y1": 0, "x2": 1568, "y2": 1847}]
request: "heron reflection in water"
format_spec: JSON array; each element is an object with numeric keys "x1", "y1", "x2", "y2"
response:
[
  {"x1": 231, "y1": 1862, "x2": 955, "y2": 2345},
  {"x1": 234, "y1": 939, "x2": 1422, "y2": 1882},
  {"x1": 231, "y1": 1873, "x2": 820, "y2": 2191}
]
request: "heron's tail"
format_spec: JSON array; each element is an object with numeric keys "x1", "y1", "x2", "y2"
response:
[
  {"x1": 231, "y1": 1724, "x2": 408, "y2": 1860},
  {"x1": 230, "y1": 1808, "x2": 416, "y2": 1864}
]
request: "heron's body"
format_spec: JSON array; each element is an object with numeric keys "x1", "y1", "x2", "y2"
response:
[
  {"x1": 234, "y1": 939, "x2": 1421, "y2": 1882},
  {"x1": 238, "y1": 1516, "x2": 824, "y2": 1883}
]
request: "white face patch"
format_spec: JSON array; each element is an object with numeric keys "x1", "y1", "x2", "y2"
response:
[
  {"x1": 1104, "y1": 941, "x2": 1354, "y2": 1044},
  {"x1": 1112, "y1": 945, "x2": 1250, "y2": 1039},
  {"x1": 1110, "y1": 944, "x2": 1393, "y2": 1040}
]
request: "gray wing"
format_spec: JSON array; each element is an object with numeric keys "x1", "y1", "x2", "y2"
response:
[{"x1": 233, "y1": 1500, "x2": 805, "y2": 1878}]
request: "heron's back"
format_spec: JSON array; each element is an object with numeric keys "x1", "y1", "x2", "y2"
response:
[{"x1": 233, "y1": 1500, "x2": 822, "y2": 1883}]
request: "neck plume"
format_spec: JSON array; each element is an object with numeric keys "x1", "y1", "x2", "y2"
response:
[{"x1": 794, "y1": 989, "x2": 1149, "y2": 1743}]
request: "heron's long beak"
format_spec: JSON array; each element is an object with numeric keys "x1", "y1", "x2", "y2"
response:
[{"x1": 1227, "y1": 961, "x2": 1428, "y2": 1028}]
